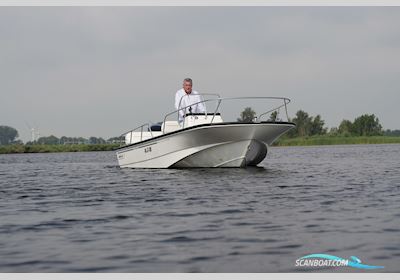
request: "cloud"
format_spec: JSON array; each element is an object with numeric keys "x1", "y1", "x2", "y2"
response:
[{"x1": 0, "y1": 7, "x2": 399, "y2": 141}]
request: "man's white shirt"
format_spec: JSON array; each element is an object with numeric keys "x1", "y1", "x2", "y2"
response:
[{"x1": 175, "y1": 89, "x2": 206, "y2": 122}]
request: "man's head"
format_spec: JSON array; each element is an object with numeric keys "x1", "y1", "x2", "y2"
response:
[{"x1": 182, "y1": 78, "x2": 193, "y2": 94}]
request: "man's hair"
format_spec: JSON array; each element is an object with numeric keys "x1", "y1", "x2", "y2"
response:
[{"x1": 183, "y1": 78, "x2": 193, "y2": 85}]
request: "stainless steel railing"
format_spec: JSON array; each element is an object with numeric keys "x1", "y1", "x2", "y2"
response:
[
  {"x1": 164, "y1": 96, "x2": 291, "y2": 132},
  {"x1": 119, "y1": 123, "x2": 154, "y2": 147},
  {"x1": 120, "y1": 95, "x2": 291, "y2": 146}
]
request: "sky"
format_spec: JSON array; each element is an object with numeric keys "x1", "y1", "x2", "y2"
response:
[{"x1": 1, "y1": 7, "x2": 399, "y2": 142}]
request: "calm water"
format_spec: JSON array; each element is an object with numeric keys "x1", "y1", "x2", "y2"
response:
[{"x1": 0, "y1": 144, "x2": 399, "y2": 272}]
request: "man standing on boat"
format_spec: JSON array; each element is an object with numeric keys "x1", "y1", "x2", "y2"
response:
[{"x1": 175, "y1": 78, "x2": 206, "y2": 123}]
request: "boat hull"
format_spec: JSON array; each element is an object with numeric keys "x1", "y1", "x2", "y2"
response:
[{"x1": 116, "y1": 122, "x2": 294, "y2": 168}]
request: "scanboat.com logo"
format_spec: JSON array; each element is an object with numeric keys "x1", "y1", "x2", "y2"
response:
[{"x1": 295, "y1": 254, "x2": 384, "y2": 270}]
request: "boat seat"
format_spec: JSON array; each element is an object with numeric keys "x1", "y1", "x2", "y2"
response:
[
  {"x1": 149, "y1": 123, "x2": 162, "y2": 131},
  {"x1": 125, "y1": 131, "x2": 162, "y2": 144},
  {"x1": 183, "y1": 114, "x2": 223, "y2": 128},
  {"x1": 161, "y1": 121, "x2": 181, "y2": 133}
]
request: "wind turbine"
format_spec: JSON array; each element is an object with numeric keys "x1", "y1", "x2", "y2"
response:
[{"x1": 25, "y1": 122, "x2": 40, "y2": 142}]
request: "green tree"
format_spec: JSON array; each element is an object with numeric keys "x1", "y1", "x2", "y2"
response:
[
  {"x1": 292, "y1": 110, "x2": 312, "y2": 137},
  {"x1": 89, "y1": 137, "x2": 106, "y2": 144},
  {"x1": 289, "y1": 110, "x2": 327, "y2": 137},
  {"x1": 384, "y1": 129, "x2": 400, "y2": 136},
  {"x1": 0, "y1": 125, "x2": 19, "y2": 145},
  {"x1": 60, "y1": 136, "x2": 69, "y2": 144},
  {"x1": 107, "y1": 136, "x2": 123, "y2": 144},
  {"x1": 338, "y1": 120, "x2": 353, "y2": 135},
  {"x1": 352, "y1": 114, "x2": 383, "y2": 136},
  {"x1": 268, "y1": 111, "x2": 278, "y2": 122},
  {"x1": 310, "y1": 115, "x2": 327, "y2": 135},
  {"x1": 77, "y1": 137, "x2": 88, "y2": 144},
  {"x1": 329, "y1": 127, "x2": 339, "y2": 136},
  {"x1": 237, "y1": 107, "x2": 256, "y2": 122},
  {"x1": 37, "y1": 135, "x2": 59, "y2": 145}
]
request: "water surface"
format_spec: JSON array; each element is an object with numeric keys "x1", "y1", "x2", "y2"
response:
[{"x1": 0, "y1": 144, "x2": 399, "y2": 272}]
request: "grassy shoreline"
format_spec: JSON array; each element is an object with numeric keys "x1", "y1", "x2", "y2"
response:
[
  {"x1": 274, "y1": 136, "x2": 400, "y2": 146},
  {"x1": 0, "y1": 144, "x2": 120, "y2": 154},
  {"x1": 0, "y1": 136, "x2": 399, "y2": 154}
]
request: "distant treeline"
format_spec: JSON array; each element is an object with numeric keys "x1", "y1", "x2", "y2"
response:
[
  {"x1": 237, "y1": 108, "x2": 393, "y2": 139},
  {"x1": 27, "y1": 135, "x2": 122, "y2": 145},
  {"x1": 0, "y1": 125, "x2": 122, "y2": 146},
  {"x1": 291, "y1": 112, "x2": 400, "y2": 138},
  {"x1": 1, "y1": 109, "x2": 399, "y2": 149},
  {"x1": 286, "y1": 111, "x2": 385, "y2": 138},
  {"x1": 0, "y1": 144, "x2": 120, "y2": 154},
  {"x1": 384, "y1": 129, "x2": 400, "y2": 137},
  {"x1": 274, "y1": 135, "x2": 400, "y2": 146}
]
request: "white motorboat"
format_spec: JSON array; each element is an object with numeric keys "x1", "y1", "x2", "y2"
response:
[{"x1": 116, "y1": 96, "x2": 295, "y2": 168}]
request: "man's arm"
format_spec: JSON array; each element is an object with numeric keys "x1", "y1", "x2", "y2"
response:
[
  {"x1": 175, "y1": 90, "x2": 182, "y2": 110},
  {"x1": 175, "y1": 90, "x2": 186, "y2": 122}
]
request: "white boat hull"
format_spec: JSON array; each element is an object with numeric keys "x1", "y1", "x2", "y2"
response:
[{"x1": 116, "y1": 122, "x2": 294, "y2": 168}]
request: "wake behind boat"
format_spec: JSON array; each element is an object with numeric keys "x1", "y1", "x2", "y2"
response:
[{"x1": 116, "y1": 96, "x2": 295, "y2": 168}]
